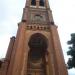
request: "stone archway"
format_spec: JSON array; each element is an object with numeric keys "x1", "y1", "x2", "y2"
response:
[{"x1": 27, "y1": 33, "x2": 48, "y2": 75}]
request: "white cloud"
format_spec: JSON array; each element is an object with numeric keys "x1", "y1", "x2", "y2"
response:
[
  {"x1": 0, "y1": 34, "x2": 10, "y2": 58},
  {"x1": 68, "y1": 68, "x2": 75, "y2": 75}
]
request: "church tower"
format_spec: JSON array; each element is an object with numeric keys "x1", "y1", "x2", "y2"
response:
[{"x1": 0, "y1": 0, "x2": 68, "y2": 75}]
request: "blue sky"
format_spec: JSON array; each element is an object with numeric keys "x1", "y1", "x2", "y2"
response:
[{"x1": 0, "y1": 0, "x2": 75, "y2": 75}]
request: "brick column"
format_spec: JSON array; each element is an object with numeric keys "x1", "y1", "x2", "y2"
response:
[
  {"x1": 50, "y1": 25, "x2": 68, "y2": 75},
  {"x1": 6, "y1": 37, "x2": 15, "y2": 60}
]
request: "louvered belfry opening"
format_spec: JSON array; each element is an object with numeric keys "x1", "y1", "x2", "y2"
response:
[
  {"x1": 39, "y1": 0, "x2": 44, "y2": 6},
  {"x1": 27, "y1": 33, "x2": 48, "y2": 75},
  {"x1": 31, "y1": 0, "x2": 36, "y2": 6}
]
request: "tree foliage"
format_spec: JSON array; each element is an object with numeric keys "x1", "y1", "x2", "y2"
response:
[{"x1": 67, "y1": 33, "x2": 75, "y2": 69}]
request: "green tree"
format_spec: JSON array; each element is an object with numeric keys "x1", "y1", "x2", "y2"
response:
[{"x1": 67, "y1": 33, "x2": 75, "y2": 69}]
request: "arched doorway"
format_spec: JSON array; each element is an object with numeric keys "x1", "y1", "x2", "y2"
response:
[{"x1": 27, "y1": 33, "x2": 48, "y2": 75}]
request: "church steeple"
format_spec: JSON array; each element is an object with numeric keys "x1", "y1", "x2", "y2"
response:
[
  {"x1": 0, "y1": 0, "x2": 68, "y2": 75},
  {"x1": 22, "y1": 0, "x2": 54, "y2": 25}
]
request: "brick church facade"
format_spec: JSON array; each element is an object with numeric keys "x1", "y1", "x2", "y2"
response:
[{"x1": 0, "y1": 0, "x2": 68, "y2": 75}]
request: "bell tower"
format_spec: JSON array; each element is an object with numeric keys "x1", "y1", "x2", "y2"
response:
[
  {"x1": 0, "y1": 0, "x2": 68, "y2": 75},
  {"x1": 22, "y1": 0, "x2": 54, "y2": 25}
]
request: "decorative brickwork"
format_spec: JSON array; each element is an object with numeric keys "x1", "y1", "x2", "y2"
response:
[
  {"x1": 0, "y1": 0, "x2": 68, "y2": 75},
  {"x1": 26, "y1": 25, "x2": 50, "y2": 31}
]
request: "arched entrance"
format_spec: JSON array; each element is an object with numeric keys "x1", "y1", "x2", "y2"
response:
[{"x1": 27, "y1": 33, "x2": 48, "y2": 75}]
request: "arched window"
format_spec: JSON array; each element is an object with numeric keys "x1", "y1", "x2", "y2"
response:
[
  {"x1": 39, "y1": 0, "x2": 44, "y2": 6},
  {"x1": 31, "y1": 0, "x2": 36, "y2": 6}
]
